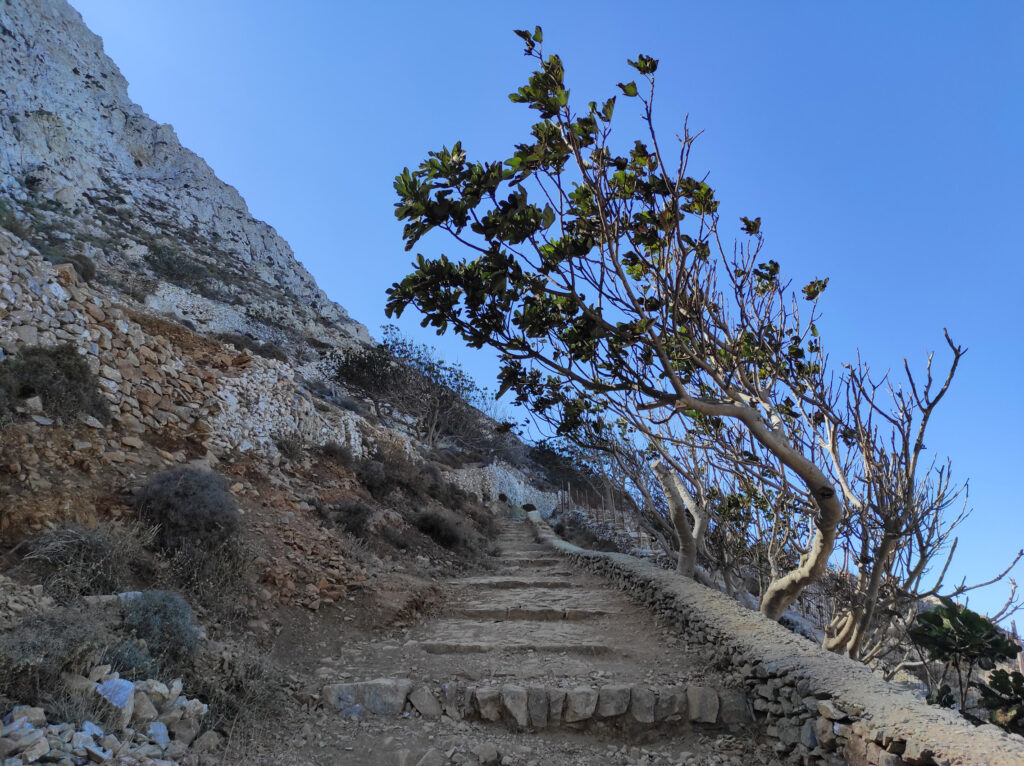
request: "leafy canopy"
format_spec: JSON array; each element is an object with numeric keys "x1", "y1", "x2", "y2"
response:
[{"x1": 386, "y1": 26, "x2": 828, "y2": 446}]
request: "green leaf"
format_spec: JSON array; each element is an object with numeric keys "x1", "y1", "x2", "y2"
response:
[
  {"x1": 514, "y1": 28, "x2": 536, "y2": 54},
  {"x1": 532, "y1": 25, "x2": 543, "y2": 43},
  {"x1": 740, "y1": 216, "x2": 761, "y2": 235},
  {"x1": 801, "y1": 278, "x2": 829, "y2": 301},
  {"x1": 627, "y1": 54, "x2": 659, "y2": 75},
  {"x1": 617, "y1": 81, "x2": 638, "y2": 97}
]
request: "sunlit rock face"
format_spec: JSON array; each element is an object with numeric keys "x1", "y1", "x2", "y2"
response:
[{"x1": 0, "y1": 0, "x2": 370, "y2": 353}]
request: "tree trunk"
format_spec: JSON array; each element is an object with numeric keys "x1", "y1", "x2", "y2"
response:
[{"x1": 651, "y1": 461, "x2": 697, "y2": 578}]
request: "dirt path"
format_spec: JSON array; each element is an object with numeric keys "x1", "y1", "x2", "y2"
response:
[{"x1": 244, "y1": 520, "x2": 782, "y2": 766}]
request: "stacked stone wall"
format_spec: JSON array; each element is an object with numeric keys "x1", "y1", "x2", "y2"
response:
[{"x1": 528, "y1": 512, "x2": 1024, "y2": 766}]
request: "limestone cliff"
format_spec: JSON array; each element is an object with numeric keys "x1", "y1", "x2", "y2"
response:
[{"x1": 0, "y1": 0, "x2": 369, "y2": 352}]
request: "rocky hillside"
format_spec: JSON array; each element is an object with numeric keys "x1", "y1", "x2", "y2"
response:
[{"x1": 0, "y1": 0, "x2": 369, "y2": 357}]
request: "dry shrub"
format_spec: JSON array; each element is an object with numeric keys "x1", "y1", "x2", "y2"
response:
[
  {"x1": 159, "y1": 539, "x2": 257, "y2": 620},
  {"x1": 20, "y1": 522, "x2": 154, "y2": 604},
  {"x1": 319, "y1": 441, "x2": 354, "y2": 465},
  {"x1": 135, "y1": 467, "x2": 239, "y2": 553},
  {"x1": 0, "y1": 343, "x2": 110, "y2": 425},
  {"x1": 187, "y1": 639, "x2": 282, "y2": 731},
  {"x1": 317, "y1": 499, "x2": 374, "y2": 538},
  {"x1": 119, "y1": 591, "x2": 200, "y2": 675},
  {"x1": 414, "y1": 509, "x2": 467, "y2": 550},
  {"x1": 0, "y1": 606, "x2": 113, "y2": 706},
  {"x1": 274, "y1": 431, "x2": 305, "y2": 461}
]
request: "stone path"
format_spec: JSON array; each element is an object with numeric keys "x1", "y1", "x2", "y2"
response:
[
  {"x1": 251, "y1": 520, "x2": 783, "y2": 766},
  {"x1": 404, "y1": 522, "x2": 710, "y2": 683}
]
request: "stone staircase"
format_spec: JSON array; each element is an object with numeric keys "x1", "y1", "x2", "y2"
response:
[{"x1": 315, "y1": 520, "x2": 779, "y2": 766}]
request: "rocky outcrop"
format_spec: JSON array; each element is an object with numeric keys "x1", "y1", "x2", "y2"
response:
[
  {"x1": 445, "y1": 462, "x2": 558, "y2": 515},
  {"x1": 0, "y1": 0, "x2": 368, "y2": 351}
]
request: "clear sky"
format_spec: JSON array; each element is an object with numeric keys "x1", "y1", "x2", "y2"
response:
[{"x1": 68, "y1": 1, "x2": 1023, "y2": 620}]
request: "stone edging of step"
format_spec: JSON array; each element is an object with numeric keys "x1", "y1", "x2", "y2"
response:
[
  {"x1": 320, "y1": 677, "x2": 752, "y2": 732},
  {"x1": 527, "y1": 512, "x2": 1024, "y2": 766}
]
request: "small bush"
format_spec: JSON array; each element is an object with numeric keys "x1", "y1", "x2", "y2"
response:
[
  {"x1": 159, "y1": 539, "x2": 255, "y2": 619},
  {"x1": 275, "y1": 432, "x2": 305, "y2": 461},
  {"x1": 121, "y1": 591, "x2": 200, "y2": 674},
  {"x1": 356, "y1": 458, "x2": 389, "y2": 499},
  {"x1": 0, "y1": 200, "x2": 31, "y2": 239},
  {"x1": 214, "y1": 332, "x2": 289, "y2": 362},
  {"x1": 414, "y1": 510, "x2": 465, "y2": 550},
  {"x1": 186, "y1": 639, "x2": 278, "y2": 730},
  {"x1": 320, "y1": 441, "x2": 354, "y2": 465},
  {"x1": 103, "y1": 638, "x2": 158, "y2": 681},
  {"x1": 135, "y1": 467, "x2": 239, "y2": 553},
  {"x1": 318, "y1": 499, "x2": 374, "y2": 538},
  {"x1": 21, "y1": 522, "x2": 154, "y2": 604},
  {"x1": 34, "y1": 241, "x2": 96, "y2": 282},
  {"x1": 0, "y1": 343, "x2": 109, "y2": 425},
  {"x1": 0, "y1": 607, "x2": 112, "y2": 706}
]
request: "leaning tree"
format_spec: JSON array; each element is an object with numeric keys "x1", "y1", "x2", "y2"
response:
[{"x1": 385, "y1": 27, "x2": 971, "y2": 622}]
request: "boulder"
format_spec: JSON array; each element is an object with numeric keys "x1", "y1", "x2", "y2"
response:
[
  {"x1": 655, "y1": 686, "x2": 687, "y2": 721},
  {"x1": 322, "y1": 678, "x2": 414, "y2": 715},
  {"x1": 548, "y1": 689, "x2": 566, "y2": 726},
  {"x1": 471, "y1": 742, "x2": 500, "y2": 766}
]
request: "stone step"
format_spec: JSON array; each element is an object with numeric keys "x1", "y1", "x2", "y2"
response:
[
  {"x1": 452, "y1": 587, "x2": 619, "y2": 613},
  {"x1": 450, "y1": 606, "x2": 612, "y2": 621},
  {"x1": 408, "y1": 619, "x2": 617, "y2": 655},
  {"x1": 498, "y1": 558, "x2": 562, "y2": 567},
  {"x1": 322, "y1": 678, "x2": 742, "y2": 729},
  {"x1": 454, "y1": 577, "x2": 583, "y2": 590}
]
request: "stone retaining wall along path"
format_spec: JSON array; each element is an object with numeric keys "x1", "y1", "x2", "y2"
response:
[{"x1": 526, "y1": 512, "x2": 1024, "y2": 766}]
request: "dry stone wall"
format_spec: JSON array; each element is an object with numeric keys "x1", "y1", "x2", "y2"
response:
[
  {"x1": 528, "y1": 513, "x2": 1024, "y2": 766},
  {"x1": 1, "y1": 232, "x2": 553, "y2": 532},
  {"x1": 0, "y1": 231, "x2": 364, "y2": 459},
  {"x1": 445, "y1": 461, "x2": 558, "y2": 515}
]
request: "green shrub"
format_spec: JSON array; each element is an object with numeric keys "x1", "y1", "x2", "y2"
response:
[
  {"x1": 120, "y1": 591, "x2": 200, "y2": 673},
  {"x1": 0, "y1": 607, "x2": 112, "y2": 705},
  {"x1": 21, "y1": 522, "x2": 153, "y2": 604},
  {"x1": 414, "y1": 509, "x2": 465, "y2": 550},
  {"x1": 134, "y1": 467, "x2": 239, "y2": 552},
  {"x1": 909, "y1": 597, "x2": 1020, "y2": 711},
  {"x1": 979, "y1": 669, "x2": 1024, "y2": 734},
  {"x1": 0, "y1": 343, "x2": 109, "y2": 425}
]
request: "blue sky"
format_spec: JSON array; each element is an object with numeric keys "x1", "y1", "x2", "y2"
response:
[{"x1": 69, "y1": 1, "x2": 1023, "y2": 620}]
